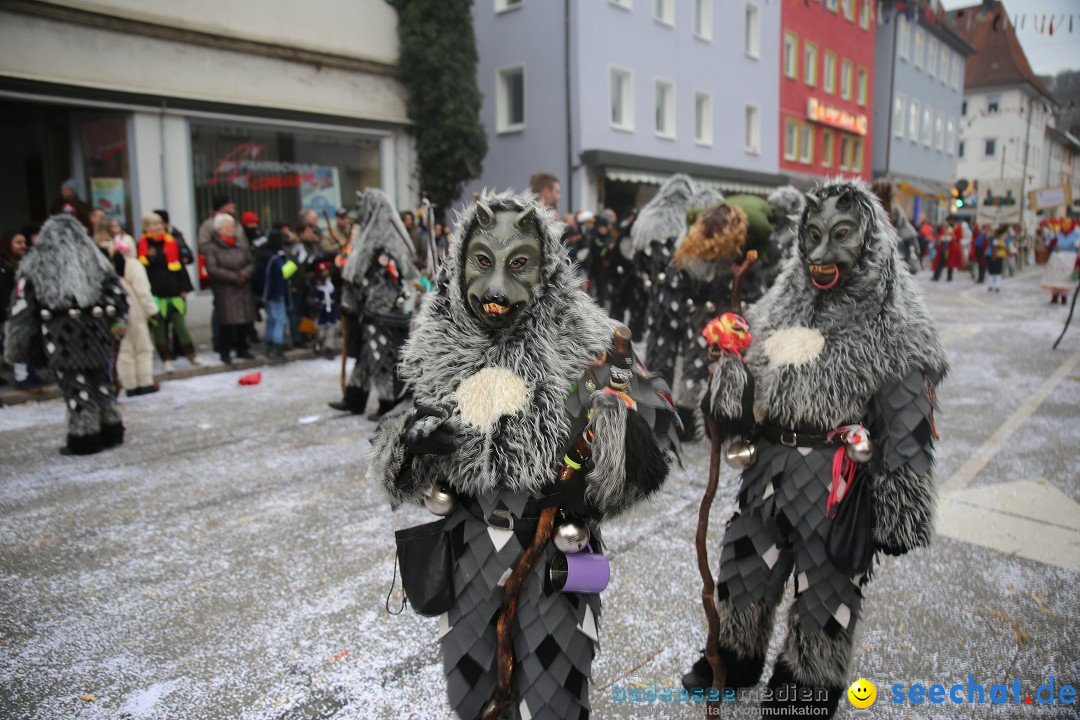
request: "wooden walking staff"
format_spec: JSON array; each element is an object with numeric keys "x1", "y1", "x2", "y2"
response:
[
  {"x1": 697, "y1": 250, "x2": 757, "y2": 716},
  {"x1": 478, "y1": 326, "x2": 634, "y2": 720}
]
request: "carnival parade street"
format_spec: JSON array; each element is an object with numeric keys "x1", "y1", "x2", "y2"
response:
[{"x1": 1, "y1": 267, "x2": 1077, "y2": 720}]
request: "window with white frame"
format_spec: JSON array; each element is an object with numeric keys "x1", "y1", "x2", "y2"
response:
[
  {"x1": 857, "y1": 67, "x2": 868, "y2": 105},
  {"x1": 745, "y1": 2, "x2": 761, "y2": 58},
  {"x1": 935, "y1": 113, "x2": 944, "y2": 151},
  {"x1": 495, "y1": 0, "x2": 523, "y2": 13},
  {"x1": 653, "y1": 0, "x2": 674, "y2": 26},
  {"x1": 693, "y1": 0, "x2": 712, "y2": 40},
  {"x1": 655, "y1": 79, "x2": 675, "y2": 138},
  {"x1": 841, "y1": 0, "x2": 854, "y2": 21},
  {"x1": 958, "y1": 140, "x2": 965, "y2": 157},
  {"x1": 898, "y1": 15, "x2": 910, "y2": 60},
  {"x1": 984, "y1": 138, "x2": 996, "y2": 157},
  {"x1": 860, "y1": 0, "x2": 871, "y2": 29},
  {"x1": 946, "y1": 119, "x2": 955, "y2": 155},
  {"x1": 914, "y1": 28, "x2": 924, "y2": 69},
  {"x1": 609, "y1": 0, "x2": 632, "y2": 8},
  {"x1": 839, "y1": 135, "x2": 852, "y2": 171},
  {"x1": 496, "y1": 65, "x2": 525, "y2": 133},
  {"x1": 783, "y1": 31, "x2": 798, "y2": 78},
  {"x1": 987, "y1": 95, "x2": 1000, "y2": 113},
  {"x1": 922, "y1": 105, "x2": 932, "y2": 146},
  {"x1": 800, "y1": 123, "x2": 814, "y2": 164},
  {"x1": 822, "y1": 130, "x2": 834, "y2": 167},
  {"x1": 805, "y1": 42, "x2": 818, "y2": 86},
  {"x1": 695, "y1": 91, "x2": 714, "y2": 145},
  {"x1": 939, "y1": 47, "x2": 949, "y2": 84},
  {"x1": 852, "y1": 138, "x2": 863, "y2": 173},
  {"x1": 952, "y1": 55, "x2": 961, "y2": 89},
  {"x1": 927, "y1": 37, "x2": 937, "y2": 78},
  {"x1": 784, "y1": 118, "x2": 799, "y2": 161},
  {"x1": 824, "y1": 51, "x2": 836, "y2": 94},
  {"x1": 909, "y1": 99, "x2": 919, "y2": 141},
  {"x1": 610, "y1": 66, "x2": 634, "y2": 131},
  {"x1": 826, "y1": 0, "x2": 838, "y2": 11},
  {"x1": 841, "y1": 60, "x2": 853, "y2": 100},
  {"x1": 893, "y1": 94, "x2": 906, "y2": 137},
  {"x1": 744, "y1": 103, "x2": 760, "y2": 153}
]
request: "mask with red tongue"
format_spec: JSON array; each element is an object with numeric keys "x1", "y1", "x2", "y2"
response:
[{"x1": 800, "y1": 189, "x2": 863, "y2": 292}]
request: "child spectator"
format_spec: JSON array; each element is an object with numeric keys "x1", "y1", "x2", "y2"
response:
[
  {"x1": 114, "y1": 235, "x2": 160, "y2": 395},
  {"x1": 256, "y1": 229, "x2": 294, "y2": 360},
  {"x1": 307, "y1": 259, "x2": 340, "y2": 359},
  {"x1": 987, "y1": 225, "x2": 1011, "y2": 293}
]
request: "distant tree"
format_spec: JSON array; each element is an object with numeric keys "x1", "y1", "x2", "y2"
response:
[
  {"x1": 1041, "y1": 70, "x2": 1080, "y2": 136},
  {"x1": 388, "y1": 0, "x2": 488, "y2": 221}
]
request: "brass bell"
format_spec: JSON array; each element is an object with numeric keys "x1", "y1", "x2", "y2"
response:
[
  {"x1": 423, "y1": 480, "x2": 458, "y2": 516},
  {"x1": 553, "y1": 515, "x2": 590, "y2": 554},
  {"x1": 724, "y1": 439, "x2": 757, "y2": 469},
  {"x1": 845, "y1": 433, "x2": 874, "y2": 464}
]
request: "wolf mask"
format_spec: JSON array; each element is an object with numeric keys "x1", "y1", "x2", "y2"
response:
[{"x1": 462, "y1": 202, "x2": 544, "y2": 329}]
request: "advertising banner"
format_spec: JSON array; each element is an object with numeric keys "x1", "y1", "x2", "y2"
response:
[{"x1": 976, "y1": 179, "x2": 1022, "y2": 225}]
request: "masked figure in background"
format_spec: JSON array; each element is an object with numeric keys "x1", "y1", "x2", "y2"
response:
[
  {"x1": 369, "y1": 191, "x2": 679, "y2": 720},
  {"x1": 682, "y1": 179, "x2": 948, "y2": 717},
  {"x1": 765, "y1": 185, "x2": 806, "y2": 281},
  {"x1": 329, "y1": 189, "x2": 420, "y2": 420},
  {"x1": 605, "y1": 209, "x2": 644, "y2": 336},
  {"x1": 4, "y1": 215, "x2": 129, "y2": 454}
]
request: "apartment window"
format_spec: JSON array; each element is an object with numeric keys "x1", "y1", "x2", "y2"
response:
[
  {"x1": 958, "y1": 140, "x2": 965, "y2": 158},
  {"x1": 654, "y1": 0, "x2": 674, "y2": 26},
  {"x1": 822, "y1": 130, "x2": 834, "y2": 167},
  {"x1": 800, "y1": 123, "x2": 814, "y2": 164},
  {"x1": 852, "y1": 138, "x2": 864, "y2": 173},
  {"x1": 693, "y1": 0, "x2": 712, "y2": 40},
  {"x1": 841, "y1": 0, "x2": 854, "y2": 21},
  {"x1": 744, "y1": 103, "x2": 760, "y2": 153},
  {"x1": 914, "y1": 28, "x2": 924, "y2": 69},
  {"x1": 655, "y1": 79, "x2": 675, "y2": 139},
  {"x1": 826, "y1": 0, "x2": 838, "y2": 11},
  {"x1": 927, "y1": 37, "x2": 937, "y2": 78},
  {"x1": 893, "y1": 94, "x2": 906, "y2": 137},
  {"x1": 783, "y1": 31, "x2": 798, "y2": 78},
  {"x1": 935, "y1": 113, "x2": 944, "y2": 151},
  {"x1": 839, "y1": 135, "x2": 853, "y2": 171},
  {"x1": 495, "y1": 0, "x2": 523, "y2": 12},
  {"x1": 984, "y1": 138, "x2": 997, "y2": 157},
  {"x1": 946, "y1": 119, "x2": 955, "y2": 155},
  {"x1": 898, "y1": 15, "x2": 910, "y2": 60},
  {"x1": 952, "y1": 56, "x2": 962, "y2": 89},
  {"x1": 922, "y1": 106, "x2": 932, "y2": 146},
  {"x1": 804, "y1": 42, "x2": 818, "y2": 86},
  {"x1": 840, "y1": 60, "x2": 853, "y2": 100},
  {"x1": 824, "y1": 51, "x2": 836, "y2": 94},
  {"x1": 609, "y1": 0, "x2": 632, "y2": 8},
  {"x1": 496, "y1": 65, "x2": 525, "y2": 133},
  {"x1": 745, "y1": 2, "x2": 761, "y2": 58},
  {"x1": 860, "y1": 0, "x2": 871, "y2": 29},
  {"x1": 961, "y1": 100, "x2": 967, "y2": 116},
  {"x1": 784, "y1": 118, "x2": 799, "y2": 161},
  {"x1": 857, "y1": 67, "x2": 868, "y2": 105},
  {"x1": 987, "y1": 95, "x2": 1000, "y2": 113},
  {"x1": 696, "y1": 91, "x2": 714, "y2": 145},
  {"x1": 940, "y1": 47, "x2": 949, "y2": 84},
  {"x1": 909, "y1": 99, "x2": 919, "y2": 141},
  {"x1": 610, "y1": 66, "x2": 634, "y2": 131}
]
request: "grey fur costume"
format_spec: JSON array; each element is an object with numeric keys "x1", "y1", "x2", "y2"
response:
[
  {"x1": 369, "y1": 191, "x2": 677, "y2": 720},
  {"x1": 336, "y1": 189, "x2": 420, "y2": 413},
  {"x1": 700, "y1": 178, "x2": 948, "y2": 711},
  {"x1": 4, "y1": 215, "x2": 129, "y2": 454}
]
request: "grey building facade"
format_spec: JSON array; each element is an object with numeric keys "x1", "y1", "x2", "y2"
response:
[
  {"x1": 467, "y1": 0, "x2": 786, "y2": 218},
  {"x1": 872, "y1": 7, "x2": 972, "y2": 223}
]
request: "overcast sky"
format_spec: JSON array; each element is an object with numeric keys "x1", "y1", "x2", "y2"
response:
[{"x1": 940, "y1": 0, "x2": 1080, "y2": 77}]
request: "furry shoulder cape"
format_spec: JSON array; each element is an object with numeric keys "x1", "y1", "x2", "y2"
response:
[
  {"x1": 19, "y1": 214, "x2": 115, "y2": 308},
  {"x1": 377, "y1": 190, "x2": 620, "y2": 500},
  {"x1": 343, "y1": 188, "x2": 420, "y2": 284}
]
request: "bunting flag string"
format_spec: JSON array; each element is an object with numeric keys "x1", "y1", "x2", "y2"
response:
[{"x1": 811, "y1": 1, "x2": 1078, "y2": 34}]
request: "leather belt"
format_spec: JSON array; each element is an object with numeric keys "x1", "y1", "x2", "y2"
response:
[{"x1": 758, "y1": 422, "x2": 838, "y2": 448}]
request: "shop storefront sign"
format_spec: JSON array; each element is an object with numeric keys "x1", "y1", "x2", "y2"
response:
[
  {"x1": 208, "y1": 143, "x2": 322, "y2": 190},
  {"x1": 806, "y1": 98, "x2": 868, "y2": 136}
]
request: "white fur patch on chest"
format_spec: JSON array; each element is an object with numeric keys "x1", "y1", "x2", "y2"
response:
[
  {"x1": 455, "y1": 366, "x2": 530, "y2": 431},
  {"x1": 761, "y1": 326, "x2": 825, "y2": 369}
]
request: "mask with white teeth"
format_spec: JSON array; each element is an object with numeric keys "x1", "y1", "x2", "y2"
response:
[
  {"x1": 462, "y1": 202, "x2": 544, "y2": 329},
  {"x1": 800, "y1": 189, "x2": 865, "y2": 291}
]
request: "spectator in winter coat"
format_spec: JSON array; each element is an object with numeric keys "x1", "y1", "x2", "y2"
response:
[
  {"x1": 139, "y1": 213, "x2": 205, "y2": 373},
  {"x1": 203, "y1": 214, "x2": 257, "y2": 365},
  {"x1": 114, "y1": 234, "x2": 160, "y2": 395},
  {"x1": 257, "y1": 229, "x2": 292, "y2": 360}
]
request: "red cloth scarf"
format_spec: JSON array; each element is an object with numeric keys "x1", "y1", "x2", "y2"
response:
[{"x1": 138, "y1": 232, "x2": 181, "y2": 271}]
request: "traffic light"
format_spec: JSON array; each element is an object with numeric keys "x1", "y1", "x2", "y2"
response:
[{"x1": 954, "y1": 180, "x2": 968, "y2": 210}]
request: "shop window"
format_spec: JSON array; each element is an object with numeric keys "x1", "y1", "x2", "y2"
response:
[
  {"x1": 190, "y1": 121, "x2": 380, "y2": 233},
  {"x1": 79, "y1": 113, "x2": 132, "y2": 231}
]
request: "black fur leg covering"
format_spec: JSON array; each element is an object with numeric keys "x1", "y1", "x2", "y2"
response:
[
  {"x1": 713, "y1": 598, "x2": 775, "y2": 687},
  {"x1": 763, "y1": 660, "x2": 842, "y2": 718},
  {"x1": 100, "y1": 422, "x2": 124, "y2": 448},
  {"x1": 675, "y1": 404, "x2": 703, "y2": 442},
  {"x1": 585, "y1": 393, "x2": 668, "y2": 519},
  {"x1": 64, "y1": 433, "x2": 103, "y2": 456},
  {"x1": 330, "y1": 386, "x2": 369, "y2": 414}
]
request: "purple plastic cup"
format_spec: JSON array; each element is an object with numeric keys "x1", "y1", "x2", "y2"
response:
[{"x1": 549, "y1": 545, "x2": 610, "y2": 594}]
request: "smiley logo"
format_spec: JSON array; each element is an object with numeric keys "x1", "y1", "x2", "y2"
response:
[{"x1": 847, "y1": 678, "x2": 876, "y2": 708}]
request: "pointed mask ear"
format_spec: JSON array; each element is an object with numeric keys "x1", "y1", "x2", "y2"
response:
[
  {"x1": 804, "y1": 193, "x2": 821, "y2": 212},
  {"x1": 475, "y1": 202, "x2": 496, "y2": 229},
  {"x1": 513, "y1": 206, "x2": 538, "y2": 234},
  {"x1": 836, "y1": 188, "x2": 855, "y2": 211}
]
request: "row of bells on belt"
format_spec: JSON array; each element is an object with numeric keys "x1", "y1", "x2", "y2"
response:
[
  {"x1": 40, "y1": 306, "x2": 116, "y2": 320},
  {"x1": 724, "y1": 432, "x2": 874, "y2": 469}
]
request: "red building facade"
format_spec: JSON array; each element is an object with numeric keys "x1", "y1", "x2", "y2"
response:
[{"x1": 779, "y1": 0, "x2": 875, "y2": 182}]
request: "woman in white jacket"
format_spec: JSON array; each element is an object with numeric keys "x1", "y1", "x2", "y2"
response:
[{"x1": 114, "y1": 234, "x2": 160, "y2": 395}]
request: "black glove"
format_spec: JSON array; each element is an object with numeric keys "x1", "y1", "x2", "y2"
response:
[{"x1": 404, "y1": 404, "x2": 457, "y2": 456}]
